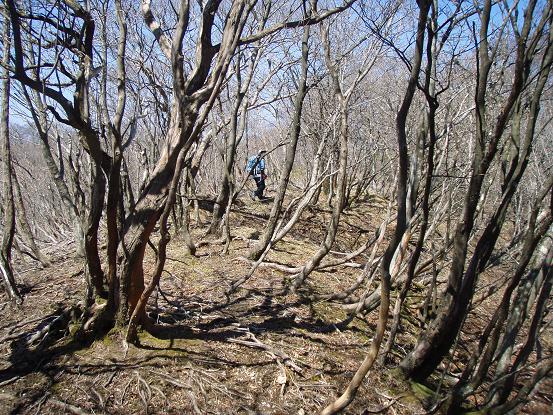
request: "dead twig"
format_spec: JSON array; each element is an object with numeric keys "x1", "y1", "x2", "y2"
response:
[
  {"x1": 48, "y1": 397, "x2": 91, "y2": 415},
  {"x1": 119, "y1": 377, "x2": 133, "y2": 406},
  {"x1": 25, "y1": 306, "x2": 75, "y2": 348},
  {"x1": 0, "y1": 376, "x2": 20, "y2": 387},
  {"x1": 104, "y1": 371, "x2": 117, "y2": 388},
  {"x1": 361, "y1": 392, "x2": 408, "y2": 414},
  {"x1": 228, "y1": 329, "x2": 303, "y2": 374},
  {"x1": 134, "y1": 371, "x2": 152, "y2": 414}
]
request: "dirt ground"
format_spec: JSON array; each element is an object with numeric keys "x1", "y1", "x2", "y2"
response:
[{"x1": 0, "y1": 194, "x2": 550, "y2": 414}]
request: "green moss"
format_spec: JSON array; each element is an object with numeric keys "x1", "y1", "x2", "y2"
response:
[
  {"x1": 137, "y1": 330, "x2": 202, "y2": 352},
  {"x1": 411, "y1": 380, "x2": 435, "y2": 399},
  {"x1": 309, "y1": 372, "x2": 323, "y2": 382},
  {"x1": 137, "y1": 330, "x2": 169, "y2": 347},
  {"x1": 311, "y1": 302, "x2": 348, "y2": 323},
  {"x1": 408, "y1": 380, "x2": 440, "y2": 409},
  {"x1": 95, "y1": 296, "x2": 107, "y2": 305},
  {"x1": 107, "y1": 326, "x2": 122, "y2": 337},
  {"x1": 101, "y1": 333, "x2": 114, "y2": 346},
  {"x1": 68, "y1": 322, "x2": 80, "y2": 337}
]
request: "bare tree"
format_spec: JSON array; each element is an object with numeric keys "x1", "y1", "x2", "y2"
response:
[
  {"x1": 0, "y1": 15, "x2": 22, "y2": 304},
  {"x1": 321, "y1": 1, "x2": 430, "y2": 412},
  {"x1": 12, "y1": 172, "x2": 50, "y2": 267},
  {"x1": 400, "y1": 0, "x2": 553, "y2": 383},
  {"x1": 246, "y1": 1, "x2": 314, "y2": 261},
  {"x1": 6, "y1": 0, "x2": 358, "y2": 340},
  {"x1": 290, "y1": 7, "x2": 383, "y2": 293}
]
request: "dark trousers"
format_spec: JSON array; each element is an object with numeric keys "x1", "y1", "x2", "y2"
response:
[{"x1": 253, "y1": 176, "x2": 265, "y2": 198}]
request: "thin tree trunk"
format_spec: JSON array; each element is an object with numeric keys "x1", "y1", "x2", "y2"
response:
[
  {"x1": 126, "y1": 144, "x2": 189, "y2": 343},
  {"x1": 380, "y1": 7, "x2": 441, "y2": 361},
  {"x1": 291, "y1": 108, "x2": 348, "y2": 292},
  {"x1": 400, "y1": 0, "x2": 549, "y2": 381},
  {"x1": 247, "y1": 15, "x2": 311, "y2": 260},
  {"x1": 444, "y1": 176, "x2": 552, "y2": 413},
  {"x1": 0, "y1": 18, "x2": 22, "y2": 304},
  {"x1": 12, "y1": 172, "x2": 51, "y2": 267},
  {"x1": 321, "y1": 2, "x2": 430, "y2": 413},
  {"x1": 488, "y1": 242, "x2": 553, "y2": 407}
]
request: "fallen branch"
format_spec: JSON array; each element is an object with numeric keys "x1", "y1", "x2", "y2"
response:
[
  {"x1": 48, "y1": 397, "x2": 91, "y2": 415},
  {"x1": 25, "y1": 306, "x2": 77, "y2": 347},
  {"x1": 0, "y1": 376, "x2": 20, "y2": 387},
  {"x1": 228, "y1": 330, "x2": 303, "y2": 374}
]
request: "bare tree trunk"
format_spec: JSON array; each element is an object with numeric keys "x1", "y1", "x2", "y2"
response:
[
  {"x1": 291, "y1": 10, "x2": 382, "y2": 292},
  {"x1": 491, "y1": 255, "x2": 553, "y2": 410},
  {"x1": 320, "y1": 2, "x2": 430, "y2": 413},
  {"x1": 177, "y1": 134, "x2": 213, "y2": 255},
  {"x1": 400, "y1": 0, "x2": 551, "y2": 381},
  {"x1": 489, "y1": 357, "x2": 553, "y2": 415},
  {"x1": 12, "y1": 172, "x2": 51, "y2": 267},
  {"x1": 0, "y1": 17, "x2": 22, "y2": 304},
  {"x1": 207, "y1": 96, "x2": 241, "y2": 234},
  {"x1": 202, "y1": 6, "x2": 274, "y2": 238},
  {"x1": 126, "y1": 143, "x2": 189, "y2": 343},
  {"x1": 118, "y1": 0, "x2": 258, "y2": 325},
  {"x1": 291, "y1": 109, "x2": 348, "y2": 292},
  {"x1": 380, "y1": 4, "x2": 443, "y2": 362},
  {"x1": 444, "y1": 178, "x2": 552, "y2": 413},
  {"x1": 104, "y1": 0, "x2": 127, "y2": 315},
  {"x1": 179, "y1": 170, "x2": 197, "y2": 256},
  {"x1": 6, "y1": 0, "x2": 359, "y2": 336},
  {"x1": 488, "y1": 241, "x2": 553, "y2": 407},
  {"x1": 21, "y1": 86, "x2": 85, "y2": 257},
  {"x1": 247, "y1": 11, "x2": 311, "y2": 260}
]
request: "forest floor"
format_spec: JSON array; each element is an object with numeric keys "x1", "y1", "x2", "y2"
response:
[{"x1": 0, "y1": 191, "x2": 551, "y2": 414}]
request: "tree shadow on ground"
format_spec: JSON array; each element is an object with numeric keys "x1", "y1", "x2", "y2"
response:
[
  {"x1": 147, "y1": 285, "x2": 369, "y2": 350},
  {"x1": 0, "y1": 283, "x2": 370, "y2": 392},
  {"x1": 0, "y1": 307, "x2": 101, "y2": 383}
]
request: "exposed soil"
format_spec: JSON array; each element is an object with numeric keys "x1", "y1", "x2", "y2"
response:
[{"x1": 0, "y1": 194, "x2": 550, "y2": 414}]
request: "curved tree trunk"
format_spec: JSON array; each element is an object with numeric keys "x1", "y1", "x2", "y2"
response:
[
  {"x1": 291, "y1": 108, "x2": 348, "y2": 292},
  {"x1": 443, "y1": 176, "x2": 552, "y2": 413},
  {"x1": 380, "y1": 6, "x2": 442, "y2": 362},
  {"x1": 118, "y1": 0, "x2": 257, "y2": 325},
  {"x1": 207, "y1": 100, "x2": 241, "y2": 234},
  {"x1": 321, "y1": 2, "x2": 430, "y2": 412},
  {"x1": 400, "y1": 0, "x2": 551, "y2": 381}
]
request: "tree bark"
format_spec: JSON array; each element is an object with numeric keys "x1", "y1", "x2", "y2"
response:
[
  {"x1": 400, "y1": 0, "x2": 551, "y2": 381},
  {"x1": 320, "y1": 2, "x2": 430, "y2": 413},
  {"x1": 12, "y1": 172, "x2": 51, "y2": 267},
  {"x1": 0, "y1": 17, "x2": 22, "y2": 303},
  {"x1": 247, "y1": 14, "x2": 311, "y2": 260}
]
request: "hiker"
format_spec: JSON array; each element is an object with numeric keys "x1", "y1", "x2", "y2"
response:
[{"x1": 246, "y1": 150, "x2": 267, "y2": 200}]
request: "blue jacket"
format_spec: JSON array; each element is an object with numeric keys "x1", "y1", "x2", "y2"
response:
[{"x1": 246, "y1": 155, "x2": 265, "y2": 178}]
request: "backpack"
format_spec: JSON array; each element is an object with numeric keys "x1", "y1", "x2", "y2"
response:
[{"x1": 246, "y1": 156, "x2": 258, "y2": 174}]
